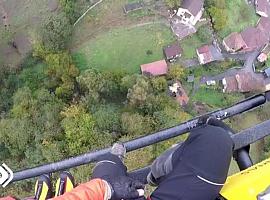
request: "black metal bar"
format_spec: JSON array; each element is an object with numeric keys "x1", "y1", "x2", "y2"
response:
[
  {"x1": 234, "y1": 149, "x2": 253, "y2": 170},
  {"x1": 129, "y1": 119, "x2": 270, "y2": 183},
  {"x1": 11, "y1": 94, "x2": 267, "y2": 183}
]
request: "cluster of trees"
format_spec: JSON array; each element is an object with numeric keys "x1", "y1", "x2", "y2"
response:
[
  {"x1": 205, "y1": 0, "x2": 228, "y2": 32},
  {"x1": 0, "y1": 1, "x2": 190, "y2": 194}
]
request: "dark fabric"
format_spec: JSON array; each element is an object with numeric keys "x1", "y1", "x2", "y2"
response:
[
  {"x1": 92, "y1": 154, "x2": 127, "y2": 181},
  {"x1": 151, "y1": 125, "x2": 233, "y2": 200}
]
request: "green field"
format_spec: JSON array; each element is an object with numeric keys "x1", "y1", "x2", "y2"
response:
[
  {"x1": 192, "y1": 87, "x2": 244, "y2": 108},
  {"x1": 219, "y1": 0, "x2": 259, "y2": 37},
  {"x1": 181, "y1": 25, "x2": 212, "y2": 59},
  {"x1": 72, "y1": 24, "x2": 175, "y2": 73}
]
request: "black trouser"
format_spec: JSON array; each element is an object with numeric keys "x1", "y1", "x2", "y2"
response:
[
  {"x1": 150, "y1": 125, "x2": 233, "y2": 200},
  {"x1": 92, "y1": 125, "x2": 233, "y2": 200}
]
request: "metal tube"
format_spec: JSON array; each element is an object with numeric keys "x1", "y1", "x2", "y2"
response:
[{"x1": 11, "y1": 94, "x2": 266, "y2": 183}]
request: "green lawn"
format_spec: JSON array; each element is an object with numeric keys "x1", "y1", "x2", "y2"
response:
[
  {"x1": 219, "y1": 0, "x2": 259, "y2": 37},
  {"x1": 192, "y1": 87, "x2": 244, "y2": 108},
  {"x1": 72, "y1": 24, "x2": 175, "y2": 73},
  {"x1": 181, "y1": 25, "x2": 212, "y2": 59}
]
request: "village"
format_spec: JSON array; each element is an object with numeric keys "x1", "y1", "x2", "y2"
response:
[
  {"x1": 1, "y1": 0, "x2": 270, "y2": 110},
  {"x1": 122, "y1": 0, "x2": 270, "y2": 108},
  {"x1": 2, "y1": 0, "x2": 270, "y2": 197}
]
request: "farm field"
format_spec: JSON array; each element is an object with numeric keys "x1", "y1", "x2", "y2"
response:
[{"x1": 73, "y1": 24, "x2": 175, "y2": 73}]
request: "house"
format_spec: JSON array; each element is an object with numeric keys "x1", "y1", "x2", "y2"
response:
[
  {"x1": 255, "y1": 0, "x2": 270, "y2": 17},
  {"x1": 264, "y1": 67, "x2": 270, "y2": 77},
  {"x1": 170, "y1": 0, "x2": 204, "y2": 39},
  {"x1": 163, "y1": 44, "x2": 183, "y2": 62},
  {"x1": 241, "y1": 26, "x2": 268, "y2": 51},
  {"x1": 196, "y1": 44, "x2": 223, "y2": 64},
  {"x1": 223, "y1": 32, "x2": 247, "y2": 53},
  {"x1": 258, "y1": 43, "x2": 270, "y2": 62},
  {"x1": 222, "y1": 72, "x2": 265, "y2": 93},
  {"x1": 170, "y1": 18, "x2": 196, "y2": 40},
  {"x1": 223, "y1": 26, "x2": 268, "y2": 53},
  {"x1": 169, "y1": 81, "x2": 189, "y2": 106},
  {"x1": 123, "y1": 1, "x2": 143, "y2": 14},
  {"x1": 140, "y1": 60, "x2": 168, "y2": 76},
  {"x1": 176, "y1": 0, "x2": 204, "y2": 26},
  {"x1": 257, "y1": 17, "x2": 270, "y2": 39},
  {"x1": 196, "y1": 45, "x2": 214, "y2": 64}
]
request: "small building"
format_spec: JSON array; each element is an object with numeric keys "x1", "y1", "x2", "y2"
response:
[
  {"x1": 170, "y1": 18, "x2": 197, "y2": 40},
  {"x1": 264, "y1": 67, "x2": 270, "y2": 77},
  {"x1": 196, "y1": 45, "x2": 214, "y2": 64},
  {"x1": 241, "y1": 26, "x2": 268, "y2": 52},
  {"x1": 255, "y1": 0, "x2": 270, "y2": 17},
  {"x1": 257, "y1": 17, "x2": 270, "y2": 41},
  {"x1": 176, "y1": 0, "x2": 204, "y2": 26},
  {"x1": 163, "y1": 44, "x2": 183, "y2": 62},
  {"x1": 140, "y1": 60, "x2": 168, "y2": 77},
  {"x1": 258, "y1": 43, "x2": 270, "y2": 62},
  {"x1": 223, "y1": 25, "x2": 268, "y2": 53},
  {"x1": 123, "y1": 1, "x2": 143, "y2": 14},
  {"x1": 169, "y1": 81, "x2": 189, "y2": 106},
  {"x1": 222, "y1": 72, "x2": 265, "y2": 93},
  {"x1": 223, "y1": 32, "x2": 247, "y2": 53},
  {"x1": 187, "y1": 75, "x2": 195, "y2": 83}
]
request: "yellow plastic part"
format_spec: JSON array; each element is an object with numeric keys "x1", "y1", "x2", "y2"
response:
[
  {"x1": 220, "y1": 158, "x2": 270, "y2": 200},
  {"x1": 55, "y1": 176, "x2": 75, "y2": 196},
  {"x1": 34, "y1": 180, "x2": 49, "y2": 200}
]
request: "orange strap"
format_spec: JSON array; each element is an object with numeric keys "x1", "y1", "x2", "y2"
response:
[{"x1": 51, "y1": 179, "x2": 108, "y2": 200}]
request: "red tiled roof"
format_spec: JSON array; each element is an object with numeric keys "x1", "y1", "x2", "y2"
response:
[
  {"x1": 164, "y1": 44, "x2": 182, "y2": 60},
  {"x1": 257, "y1": 17, "x2": 270, "y2": 39},
  {"x1": 223, "y1": 32, "x2": 247, "y2": 52},
  {"x1": 241, "y1": 27, "x2": 268, "y2": 50},
  {"x1": 197, "y1": 45, "x2": 213, "y2": 64},
  {"x1": 140, "y1": 60, "x2": 168, "y2": 76},
  {"x1": 223, "y1": 72, "x2": 265, "y2": 93}
]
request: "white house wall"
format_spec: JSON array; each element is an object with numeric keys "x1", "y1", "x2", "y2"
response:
[{"x1": 192, "y1": 9, "x2": 203, "y2": 26}]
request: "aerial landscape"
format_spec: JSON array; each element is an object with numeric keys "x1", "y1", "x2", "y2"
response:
[{"x1": 1, "y1": 0, "x2": 270, "y2": 198}]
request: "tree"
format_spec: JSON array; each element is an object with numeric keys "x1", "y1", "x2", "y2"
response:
[
  {"x1": 0, "y1": 87, "x2": 66, "y2": 167},
  {"x1": 93, "y1": 104, "x2": 122, "y2": 134},
  {"x1": 151, "y1": 77, "x2": 167, "y2": 93},
  {"x1": 197, "y1": 26, "x2": 212, "y2": 42},
  {"x1": 77, "y1": 69, "x2": 106, "y2": 104},
  {"x1": 42, "y1": 12, "x2": 72, "y2": 52},
  {"x1": 167, "y1": 65, "x2": 186, "y2": 81},
  {"x1": 35, "y1": 52, "x2": 80, "y2": 100},
  {"x1": 59, "y1": 0, "x2": 78, "y2": 23},
  {"x1": 165, "y1": 0, "x2": 181, "y2": 8},
  {"x1": 127, "y1": 77, "x2": 150, "y2": 107},
  {"x1": 121, "y1": 112, "x2": 153, "y2": 136},
  {"x1": 208, "y1": 6, "x2": 228, "y2": 31},
  {"x1": 153, "y1": 107, "x2": 191, "y2": 129},
  {"x1": 61, "y1": 105, "x2": 113, "y2": 155},
  {"x1": 120, "y1": 74, "x2": 141, "y2": 93}
]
